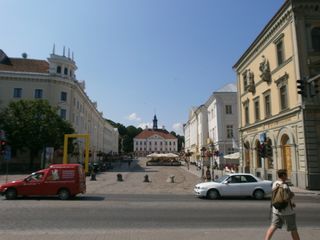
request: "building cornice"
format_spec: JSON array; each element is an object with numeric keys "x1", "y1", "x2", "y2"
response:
[{"x1": 233, "y1": 1, "x2": 292, "y2": 71}]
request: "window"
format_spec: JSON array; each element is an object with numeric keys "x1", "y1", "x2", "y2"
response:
[
  {"x1": 34, "y1": 89, "x2": 43, "y2": 99},
  {"x1": 13, "y1": 88, "x2": 22, "y2": 98},
  {"x1": 264, "y1": 93, "x2": 271, "y2": 118},
  {"x1": 243, "y1": 102, "x2": 249, "y2": 125},
  {"x1": 280, "y1": 85, "x2": 288, "y2": 110},
  {"x1": 312, "y1": 27, "x2": 320, "y2": 51},
  {"x1": 57, "y1": 66, "x2": 61, "y2": 73},
  {"x1": 276, "y1": 40, "x2": 284, "y2": 66},
  {"x1": 61, "y1": 92, "x2": 67, "y2": 102},
  {"x1": 149, "y1": 142, "x2": 151, "y2": 145},
  {"x1": 144, "y1": 142, "x2": 146, "y2": 145},
  {"x1": 60, "y1": 109, "x2": 67, "y2": 120},
  {"x1": 227, "y1": 125, "x2": 233, "y2": 138},
  {"x1": 243, "y1": 175, "x2": 257, "y2": 183},
  {"x1": 254, "y1": 98, "x2": 260, "y2": 121},
  {"x1": 226, "y1": 105, "x2": 232, "y2": 114},
  {"x1": 64, "y1": 67, "x2": 68, "y2": 75}
]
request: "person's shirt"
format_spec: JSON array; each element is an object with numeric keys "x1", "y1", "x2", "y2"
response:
[{"x1": 272, "y1": 180, "x2": 295, "y2": 215}]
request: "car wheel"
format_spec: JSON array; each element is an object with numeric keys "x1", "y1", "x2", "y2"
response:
[
  {"x1": 5, "y1": 188, "x2": 17, "y2": 200},
  {"x1": 207, "y1": 189, "x2": 219, "y2": 200},
  {"x1": 58, "y1": 189, "x2": 70, "y2": 200},
  {"x1": 253, "y1": 189, "x2": 265, "y2": 200}
]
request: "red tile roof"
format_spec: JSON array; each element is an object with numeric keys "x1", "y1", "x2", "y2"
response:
[
  {"x1": 0, "y1": 58, "x2": 49, "y2": 73},
  {"x1": 135, "y1": 129, "x2": 177, "y2": 140}
]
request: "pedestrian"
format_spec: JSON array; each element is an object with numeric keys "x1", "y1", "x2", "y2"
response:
[
  {"x1": 128, "y1": 159, "x2": 132, "y2": 167},
  {"x1": 264, "y1": 169, "x2": 300, "y2": 240}
]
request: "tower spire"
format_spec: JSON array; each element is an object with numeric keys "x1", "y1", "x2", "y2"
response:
[
  {"x1": 52, "y1": 43, "x2": 55, "y2": 54},
  {"x1": 153, "y1": 115, "x2": 158, "y2": 130}
]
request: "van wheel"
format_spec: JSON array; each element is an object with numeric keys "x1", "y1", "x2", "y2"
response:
[
  {"x1": 58, "y1": 189, "x2": 70, "y2": 200},
  {"x1": 5, "y1": 188, "x2": 17, "y2": 200}
]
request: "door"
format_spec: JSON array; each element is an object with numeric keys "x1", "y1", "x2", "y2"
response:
[
  {"x1": 283, "y1": 145, "x2": 292, "y2": 177},
  {"x1": 219, "y1": 176, "x2": 241, "y2": 196}
]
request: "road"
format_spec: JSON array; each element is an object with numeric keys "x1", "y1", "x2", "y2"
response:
[{"x1": 0, "y1": 159, "x2": 320, "y2": 240}]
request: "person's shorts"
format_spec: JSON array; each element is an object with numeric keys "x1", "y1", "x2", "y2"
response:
[{"x1": 271, "y1": 213, "x2": 297, "y2": 231}]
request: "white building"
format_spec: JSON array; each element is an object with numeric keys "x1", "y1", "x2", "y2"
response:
[
  {"x1": 184, "y1": 83, "x2": 238, "y2": 166},
  {"x1": 206, "y1": 83, "x2": 238, "y2": 165},
  {"x1": 0, "y1": 48, "x2": 118, "y2": 161},
  {"x1": 183, "y1": 105, "x2": 208, "y2": 162},
  {"x1": 134, "y1": 115, "x2": 178, "y2": 156}
]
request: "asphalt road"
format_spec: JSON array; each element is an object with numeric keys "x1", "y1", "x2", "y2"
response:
[
  {"x1": 1, "y1": 194, "x2": 320, "y2": 231},
  {"x1": 1, "y1": 159, "x2": 320, "y2": 239}
]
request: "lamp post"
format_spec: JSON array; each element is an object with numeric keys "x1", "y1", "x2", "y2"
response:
[
  {"x1": 209, "y1": 143, "x2": 214, "y2": 180},
  {"x1": 200, "y1": 147, "x2": 206, "y2": 180}
]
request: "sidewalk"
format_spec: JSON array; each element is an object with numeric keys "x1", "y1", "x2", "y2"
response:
[{"x1": 179, "y1": 162, "x2": 320, "y2": 196}]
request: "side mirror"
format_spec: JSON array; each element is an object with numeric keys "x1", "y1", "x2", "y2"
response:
[{"x1": 224, "y1": 179, "x2": 231, "y2": 184}]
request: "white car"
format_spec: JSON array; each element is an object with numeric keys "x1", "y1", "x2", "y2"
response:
[{"x1": 194, "y1": 173, "x2": 272, "y2": 200}]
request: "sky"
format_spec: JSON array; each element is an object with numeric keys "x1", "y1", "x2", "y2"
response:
[{"x1": 1, "y1": 0, "x2": 284, "y2": 135}]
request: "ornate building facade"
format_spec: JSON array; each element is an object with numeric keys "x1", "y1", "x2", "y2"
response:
[
  {"x1": 233, "y1": 0, "x2": 320, "y2": 189},
  {"x1": 0, "y1": 48, "x2": 119, "y2": 163}
]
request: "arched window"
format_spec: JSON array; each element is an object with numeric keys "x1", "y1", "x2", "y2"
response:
[
  {"x1": 57, "y1": 66, "x2": 61, "y2": 73},
  {"x1": 64, "y1": 67, "x2": 68, "y2": 75},
  {"x1": 312, "y1": 27, "x2": 320, "y2": 51}
]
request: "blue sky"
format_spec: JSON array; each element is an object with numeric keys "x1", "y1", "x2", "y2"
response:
[{"x1": 1, "y1": 0, "x2": 284, "y2": 135}]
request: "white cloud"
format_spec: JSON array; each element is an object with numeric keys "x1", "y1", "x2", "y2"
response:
[
  {"x1": 127, "y1": 113, "x2": 141, "y2": 122},
  {"x1": 172, "y1": 122, "x2": 183, "y2": 135}
]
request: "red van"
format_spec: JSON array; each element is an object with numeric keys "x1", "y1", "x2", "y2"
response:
[{"x1": 0, "y1": 164, "x2": 86, "y2": 200}]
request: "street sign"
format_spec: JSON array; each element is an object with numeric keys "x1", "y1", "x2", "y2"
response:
[{"x1": 4, "y1": 146, "x2": 11, "y2": 161}]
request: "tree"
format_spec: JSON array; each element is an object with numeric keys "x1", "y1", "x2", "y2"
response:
[{"x1": 0, "y1": 100, "x2": 75, "y2": 170}]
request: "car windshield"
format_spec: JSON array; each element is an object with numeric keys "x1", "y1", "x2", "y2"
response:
[{"x1": 214, "y1": 175, "x2": 230, "y2": 183}]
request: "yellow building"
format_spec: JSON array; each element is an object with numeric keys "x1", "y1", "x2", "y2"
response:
[{"x1": 233, "y1": 0, "x2": 320, "y2": 189}]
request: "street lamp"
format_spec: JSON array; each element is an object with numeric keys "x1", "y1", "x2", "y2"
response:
[
  {"x1": 200, "y1": 147, "x2": 206, "y2": 180},
  {"x1": 209, "y1": 143, "x2": 214, "y2": 180}
]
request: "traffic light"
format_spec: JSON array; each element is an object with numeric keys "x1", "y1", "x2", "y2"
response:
[
  {"x1": 265, "y1": 142, "x2": 273, "y2": 157},
  {"x1": 259, "y1": 143, "x2": 266, "y2": 158},
  {"x1": 297, "y1": 80, "x2": 306, "y2": 96},
  {"x1": 0, "y1": 140, "x2": 7, "y2": 155},
  {"x1": 310, "y1": 80, "x2": 319, "y2": 97}
]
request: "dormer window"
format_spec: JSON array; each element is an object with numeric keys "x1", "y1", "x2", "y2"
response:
[
  {"x1": 57, "y1": 66, "x2": 61, "y2": 73},
  {"x1": 64, "y1": 67, "x2": 68, "y2": 75}
]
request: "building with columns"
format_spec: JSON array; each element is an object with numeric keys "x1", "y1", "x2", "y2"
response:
[
  {"x1": 0, "y1": 48, "x2": 119, "y2": 163},
  {"x1": 183, "y1": 105, "x2": 208, "y2": 163},
  {"x1": 233, "y1": 0, "x2": 320, "y2": 189},
  {"x1": 133, "y1": 115, "x2": 178, "y2": 157}
]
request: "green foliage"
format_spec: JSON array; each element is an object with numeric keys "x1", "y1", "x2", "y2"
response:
[{"x1": 0, "y1": 100, "x2": 75, "y2": 169}]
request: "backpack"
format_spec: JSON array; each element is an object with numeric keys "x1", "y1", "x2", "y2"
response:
[{"x1": 271, "y1": 183, "x2": 294, "y2": 211}]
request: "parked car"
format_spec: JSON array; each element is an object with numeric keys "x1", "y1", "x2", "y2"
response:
[
  {"x1": 194, "y1": 173, "x2": 272, "y2": 200},
  {"x1": 0, "y1": 164, "x2": 86, "y2": 200}
]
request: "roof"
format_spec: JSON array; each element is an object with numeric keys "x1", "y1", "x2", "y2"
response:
[
  {"x1": 215, "y1": 83, "x2": 237, "y2": 92},
  {"x1": 0, "y1": 50, "x2": 49, "y2": 74},
  {"x1": 135, "y1": 129, "x2": 177, "y2": 140}
]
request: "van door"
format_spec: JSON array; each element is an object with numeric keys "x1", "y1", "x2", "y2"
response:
[
  {"x1": 21, "y1": 172, "x2": 46, "y2": 196},
  {"x1": 42, "y1": 168, "x2": 62, "y2": 195}
]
